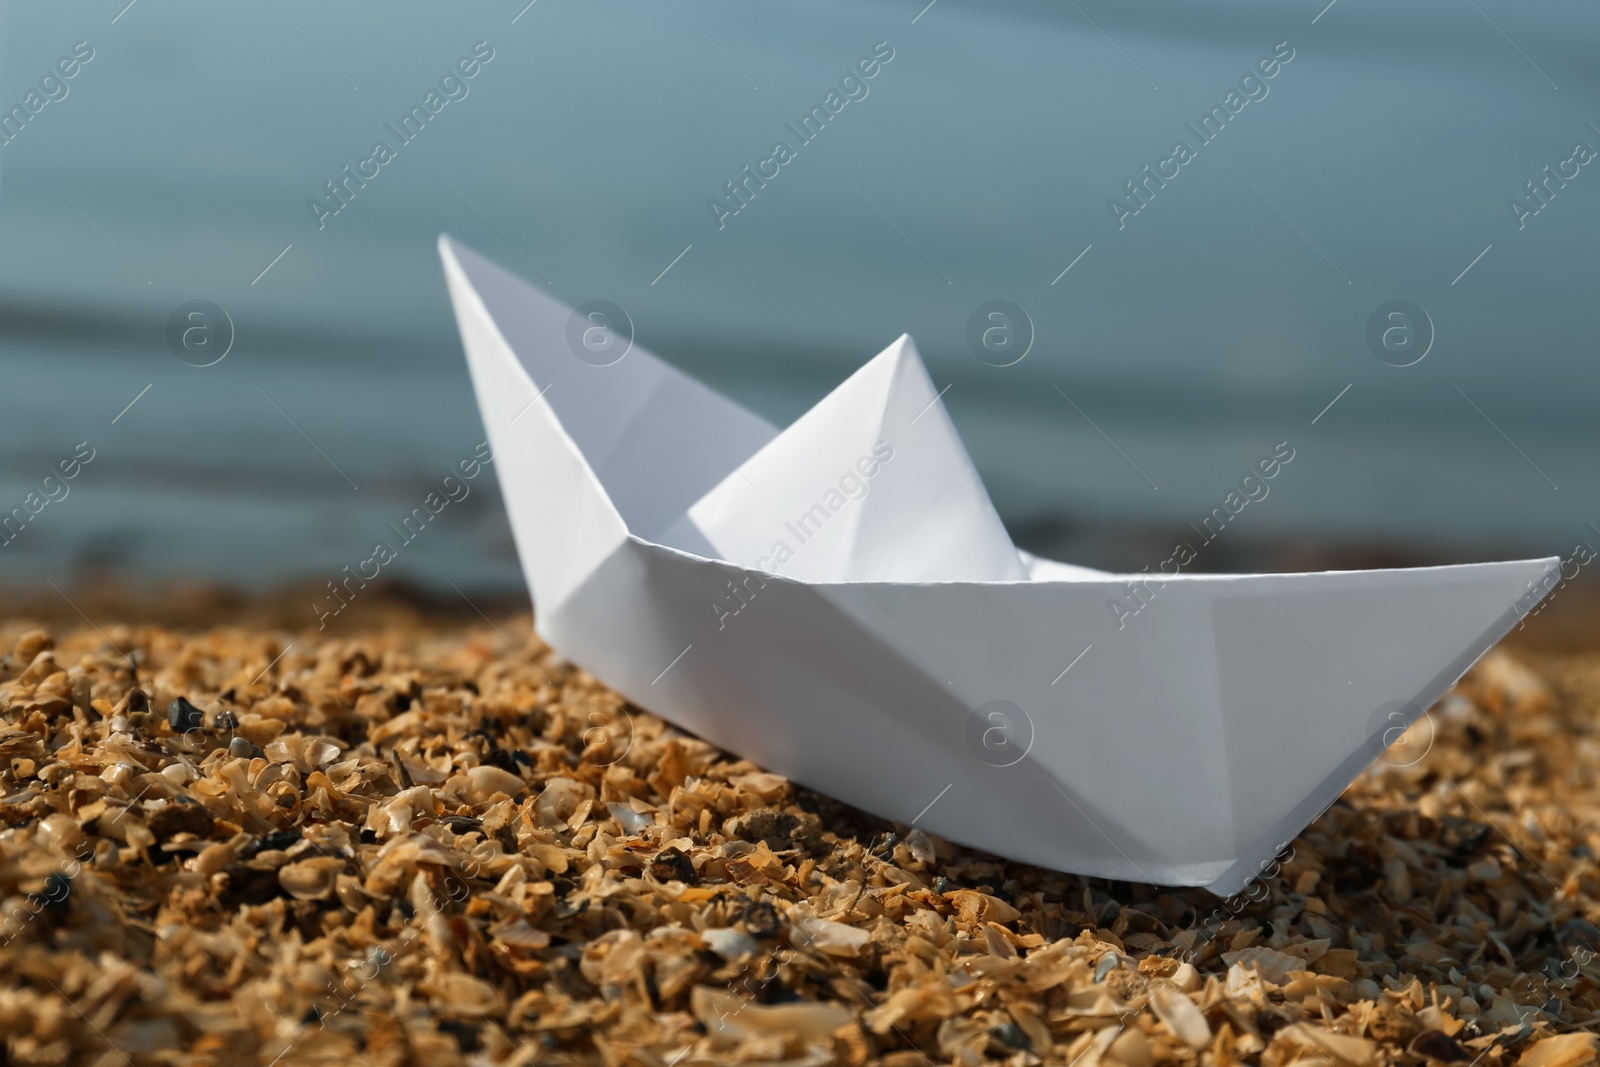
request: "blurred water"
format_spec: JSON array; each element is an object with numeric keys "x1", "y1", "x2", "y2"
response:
[{"x1": 1, "y1": 0, "x2": 1596, "y2": 591}]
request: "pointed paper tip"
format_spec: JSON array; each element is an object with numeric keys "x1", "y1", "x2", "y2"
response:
[
  {"x1": 872, "y1": 333, "x2": 938, "y2": 398},
  {"x1": 884, "y1": 333, "x2": 919, "y2": 362},
  {"x1": 438, "y1": 234, "x2": 475, "y2": 284},
  {"x1": 860, "y1": 334, "x2": 926, "y2": 385},
  {"x1": 438, "y1": 234, "x2": 493, "y2": 279}
]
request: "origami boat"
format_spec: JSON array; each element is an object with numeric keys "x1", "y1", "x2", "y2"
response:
[{"x1": 439, "y1": 236, "x2": 1557, "y2": 896}]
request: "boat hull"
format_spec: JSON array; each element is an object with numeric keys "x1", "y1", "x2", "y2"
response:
[{"x1": 540, "y1": 537, "x2": 1553, "y2": 894}]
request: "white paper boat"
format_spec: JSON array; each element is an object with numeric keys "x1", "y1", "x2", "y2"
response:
[{"x1": 439, "y1": 236, "x2": 1558, "y2": 896}]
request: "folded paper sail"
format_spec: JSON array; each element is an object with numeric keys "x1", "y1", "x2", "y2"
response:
[
  {"x1": 660, "y1": 333, "x2": 1029, "y2": 584},
  {"x1": 439, "y1": 235, "x2": 1559, "y2": 895}
]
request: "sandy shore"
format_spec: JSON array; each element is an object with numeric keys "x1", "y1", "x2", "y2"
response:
[{"x1": 0, "y1": 599, "x2": 1596, "y2": 1065}]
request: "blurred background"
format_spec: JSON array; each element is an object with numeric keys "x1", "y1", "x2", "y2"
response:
[{"x1": 2, "y1": 0, "x2": 1596, "y2": 609}]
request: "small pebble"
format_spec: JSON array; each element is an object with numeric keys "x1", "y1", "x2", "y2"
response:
[
  {"x1": 993, "y1": 1021, "x2": 1031, "y2": 1051},
  {"x1": 228, "y1": 737, "x2": 264, "y2": 760},
  {"x1": 649, "y1": 846, "x2": 697, "y2": 884},
  {"x1": 240, "y1": 828, "x2": 302, "y2": 860},
  {"x1": 30, "y1": 872, "x2": 72, "y2": 911},
  {"x1": 168, "y1": 697, "x2": 205, "y2": 732},
  {"x1": 1409, "y1": 1030, "x2": 1470, "y2": 1062},
  {"x1": 741, "y1": 899, "x2": 779, "y2": 940}
]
